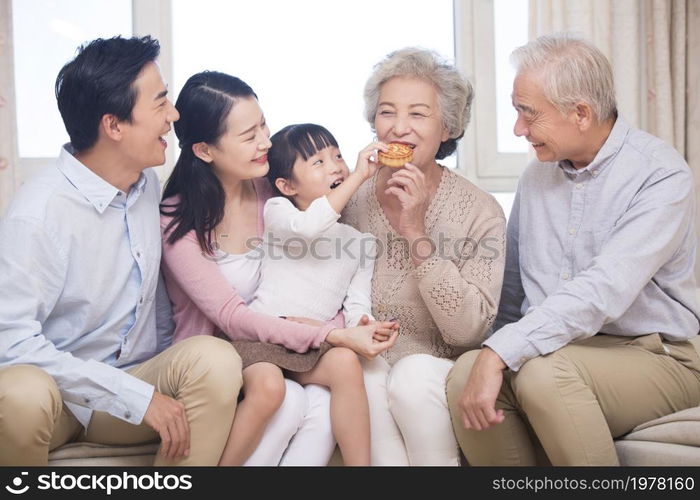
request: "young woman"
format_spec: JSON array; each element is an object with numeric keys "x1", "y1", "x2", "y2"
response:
[{"x1": 160, "y1": 72, "x2": 396, "y2": 465}]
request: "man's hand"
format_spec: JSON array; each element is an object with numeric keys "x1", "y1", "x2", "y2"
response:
[
  {"x1": 458, "y1": 348, "x2": 507, "y2": 431},
  {"x1": 142, "y1": 391, "x2": 190, "y2": 460}
]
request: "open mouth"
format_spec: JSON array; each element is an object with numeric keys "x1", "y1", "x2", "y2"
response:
[
  {"x1": 158, "y1": 136, "x2": 167, "y2": 147},
  {"x1": 531, "y1": 142, "x2": 545, "y2": 148},
  {"x1": 393, "y1": 141, "x2": 416, "y2": 149},
  {"x1": 330, "y1": 178, "x2": 344, "y2": 189}
]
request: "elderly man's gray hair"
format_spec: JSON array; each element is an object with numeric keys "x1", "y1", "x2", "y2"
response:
[
  {"x1": 511, "y1": 33, "x2": 617, "y2": 122},
  {"x1": 364, "y1": 47, "x2": 473, "y2": 159}
]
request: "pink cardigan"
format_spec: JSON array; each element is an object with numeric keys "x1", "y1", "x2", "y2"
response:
[{"x1": 160, "y1": 177, "x2": 335, "y2": 352}]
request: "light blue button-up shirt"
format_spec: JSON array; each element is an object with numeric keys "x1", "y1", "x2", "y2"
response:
[
  {"x1": 0, "y1": 145, "x2": 173, "y2": 427},
  {"x1": 486, "y1": 117, "x2": 700, "y2": 371}
]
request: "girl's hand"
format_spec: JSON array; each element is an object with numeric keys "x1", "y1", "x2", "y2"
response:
[
  {"x1": 354, "y1": 141, "x2": 388, "y2": 182},
  {"x1": 357, "y1": 314, "x2": 399, "y2": 342},
  {"x1": 384, "y1": 163, "x2": 430, "y2": 239},
  {"x1": 325, "y1": 323, "x2": 398, "y2": 360}
]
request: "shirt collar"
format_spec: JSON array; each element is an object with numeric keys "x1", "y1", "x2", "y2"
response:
[
  {"x1": 57, "y1": 144, "x2": 148, "y2": 214},
  {"x1": 558, "y1": 115, "x2": 630, "y2": 178}
]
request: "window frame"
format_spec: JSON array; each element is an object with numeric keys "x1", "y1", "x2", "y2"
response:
[
  {"x1": 10, "y1": 0, "x2": 174, "y2": 194},
  {"x1": 456, "y1": 0, "x2": 528, "y2": 192},
  {"x1": 7, "y1": 0, "x2": 525, "y2": 210}
]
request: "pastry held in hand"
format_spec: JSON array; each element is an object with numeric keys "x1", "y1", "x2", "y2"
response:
[{"x1": 378, "y1": 142, "x2": 413, "y2": 168}]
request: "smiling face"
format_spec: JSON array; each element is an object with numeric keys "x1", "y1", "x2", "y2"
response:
[
  {"x1": 206, "y1": 96, "x2": 271, "y2": 182},
  {"x1": 511, "y1": 71, "x2": 589, "y2": 167},
  {"x1": 117, "y1": 61, "x2": 179, "y2": 169},
  {"x1": 282, "y1": 145, "x2": 349, "y2": 210},
  {"x1": 373, "y1": 76, "x2": 449, "y2": 169}
]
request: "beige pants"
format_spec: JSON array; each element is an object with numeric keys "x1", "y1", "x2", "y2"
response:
[
  {"x1": 0, "y1": 336, "x2": 242, "y2": 466},
  {"x1": 446, "y1": 333, "x2": 700, "y2": 465}
]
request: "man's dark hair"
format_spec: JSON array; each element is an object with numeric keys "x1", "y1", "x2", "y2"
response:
[{"x1": 55, "y1": 36, "x2": 160, "y2": 152}]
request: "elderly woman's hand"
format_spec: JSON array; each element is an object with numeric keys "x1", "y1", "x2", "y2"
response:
[{"x1": 384, "y1": 163, "x2": 430, "y2": 239}]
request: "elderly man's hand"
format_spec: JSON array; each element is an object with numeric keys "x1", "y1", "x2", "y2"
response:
[{"x1": 458, "y1": 347, "x2": 507, "y2": 431}]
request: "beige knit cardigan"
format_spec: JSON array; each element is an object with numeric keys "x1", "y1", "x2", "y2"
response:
[{"x1": 342, "y1": 167, "x2": 507, "y2": 364}]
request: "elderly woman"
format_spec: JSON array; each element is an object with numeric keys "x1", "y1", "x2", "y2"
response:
[{"x1": 342, "y1": 48, "x2": 506, "y2": 465}]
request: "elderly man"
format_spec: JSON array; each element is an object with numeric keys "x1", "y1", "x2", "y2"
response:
[{"x1": 446, "y1": 33, "x2": 700, "y2": 465}]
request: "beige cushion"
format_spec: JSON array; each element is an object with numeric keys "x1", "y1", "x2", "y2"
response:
[
  {"x1": 620, "y1": 406, "x2": 700, "y2": 447},
  {"x1": 611, "y1": 337, "x2": 700, "y2": 465},
  {"x1": 48, "y1": 442, "x2": 158, "y2": 466},
  {"x1": 616, "y1": 440, "x2": 700, "y2": 466}
]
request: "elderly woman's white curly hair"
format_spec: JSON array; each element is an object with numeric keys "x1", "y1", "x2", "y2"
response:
[{"x1": 364, "y1": 47, "x2": 474, "y2": 160}]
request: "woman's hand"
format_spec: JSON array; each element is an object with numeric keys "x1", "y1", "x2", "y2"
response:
[
  {"x1": 384, "y1": 163, "x2": 430, "y2": 239},
  {"x1": 354, "y1": 141, "x2": 388, "y2": 182},
  {"x1": 325, "y1": 323, "x2": 398, "y2": 360}
]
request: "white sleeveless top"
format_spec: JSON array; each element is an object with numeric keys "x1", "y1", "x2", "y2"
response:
[{"x1": 215, "y1": 247, "x2": 262, "y2": 305}]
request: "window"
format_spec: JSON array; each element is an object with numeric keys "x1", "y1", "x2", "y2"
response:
[
  {"x1": 458, "y1": 0, "x2": 530, "y2": 195},
  {"x1": 171, "y1": 0, "x2": 455, "y2": 169},
  {"x1": 12, "y1": 0, "x2": 132, "y2": 158},
  {"x1": 494, "y1": 0, "x2": 529, "y2": 155},
  {"x1": 6, "y1": 0, "x2": 527, "y2": 219}
]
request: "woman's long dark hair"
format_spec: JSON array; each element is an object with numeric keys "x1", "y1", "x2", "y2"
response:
[{"x1": 160, "y1": 71, "x2": 257, "y2": 254}]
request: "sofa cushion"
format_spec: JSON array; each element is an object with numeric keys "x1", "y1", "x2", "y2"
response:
[
  {"x1": 615, "y1": 440, "x2": 700, "y2": 466},
  {"x1": 48, "y1": 442, "x2": 158, "y2": 466},
  {"x1": 619, "y1": 406, "x2": 700, "y2": 447}
]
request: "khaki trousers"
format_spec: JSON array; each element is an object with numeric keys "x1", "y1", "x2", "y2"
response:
[
  {"x1": 0, "y1": 336, "x2": 242, "y2": 466},
  {"x1": 446, "y1": 333, "x2": 700, "y2": 465}
]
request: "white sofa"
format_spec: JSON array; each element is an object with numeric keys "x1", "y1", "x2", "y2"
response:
[{"x1": 47, "y1": 334, "x2": 700, "y2": 466}]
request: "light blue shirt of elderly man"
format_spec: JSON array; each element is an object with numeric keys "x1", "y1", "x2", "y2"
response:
[{"x1": 447, "y1": 33, "x2": 700, "y2": 466}]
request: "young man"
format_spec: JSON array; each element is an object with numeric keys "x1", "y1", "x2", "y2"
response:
[
  {"x1": 0, "y1": 36, "x2": 242, "y2": 465},
  {"x1": 447, "y1": 33, "x2": 700, "y2": 465}
]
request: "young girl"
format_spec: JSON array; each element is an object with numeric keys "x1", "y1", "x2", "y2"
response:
[{"x1": 221, "y1": 124, "x2": 398, "y2": 466}]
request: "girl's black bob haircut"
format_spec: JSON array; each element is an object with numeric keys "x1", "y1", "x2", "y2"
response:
[{"x1": 266, "y1": 123, "x2": 339, "y2": 196}]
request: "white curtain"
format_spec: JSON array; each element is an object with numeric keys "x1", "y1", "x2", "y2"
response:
[
  {"x1": 0, "y1": 0, "x2": 17, "y2": 216},
  {"x1": 530, "y1": 0, "x2": 700, "y2": 280},
  {"x1": 689, "y1": 2, "x2": 700, "y2": 282}
]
